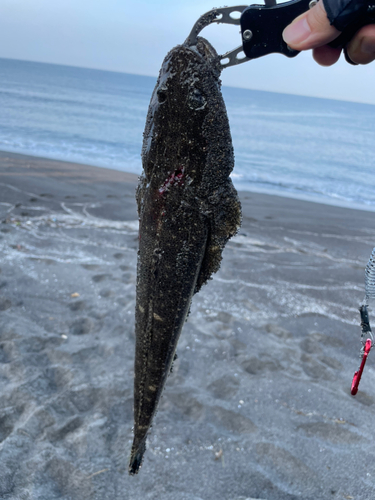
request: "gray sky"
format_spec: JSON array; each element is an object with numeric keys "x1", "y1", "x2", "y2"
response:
[{"x1": 1, "y1": 0, "x2": 375, "y2": 104}]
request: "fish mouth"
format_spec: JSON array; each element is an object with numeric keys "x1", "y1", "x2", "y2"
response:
[{"x1": 185, "y1": 36, "x2": 221, "y2": 72}]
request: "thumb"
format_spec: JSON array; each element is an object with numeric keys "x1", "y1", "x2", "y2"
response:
[{"x1": 282, "y1": 0, "x2": 340, "y2": 50}]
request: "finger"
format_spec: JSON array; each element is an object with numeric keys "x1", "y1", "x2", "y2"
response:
[
  {"x1": 283, "y1": 0, "x2": 340, "y2": 50},
  {"x1": 346, "y1": 24, "x2": 375, "y2": 64},
  {"x1": 312, "y1": 45, "x2": 342, "y2": 66}
]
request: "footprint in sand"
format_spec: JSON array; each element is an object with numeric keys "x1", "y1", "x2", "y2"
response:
[
  {"x1": 113, "y1": 252, "x2": 124, "y2": 259},
  {"x1": 207, "y1": 374, "x2": 239, "y2": 400},
  {"x1": 300, "y1": 337, "x2": 323, "y2": 354},
  {"x1": 301, "y1": 353, "x2": 333, "y2": 380},
  {"x1": 70, "y1": 317, "x2": 94, "y2": 335},
  {"x1": 297, "y1": 421, "x2": 361, "y2": 444},
  {"x1": 208, "y1": 406, "x2": 257, "y2": 434},
  {"x1": 92, "y1": 274, "x2": 112, "y2": 283},
  {"x1": 81, "y1": 264, "x2": 100, "y2": 271},
  {"x1": 18, "y1": 336, "x2": 63, "y2": 354},
  {"x1": 115, "y1": 297, "x2": 128, "y2": 307},
  {"x1": 0, "y1": 407, "x2": 24, "y2": 443},
  {"x1": 69, "y1": 384, "x2": 99, "y2": 412},
  {"x1": 0, "y1": 341, "x2": 17, "y2": 363},
  {"x1": 0, "y1": 297, "x2": 11, "y2": 311},
  {"x1": 264, "y1": 323, "x2": 292, "y2": 339},
  {"x1": 241, "y1": 355, "x2": 281, "y2": 375},
  {"x1": 69, "y1": 300, "x2": 86, "y2": 312}
]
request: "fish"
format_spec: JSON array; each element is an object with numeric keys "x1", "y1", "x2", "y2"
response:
[{"x1": 129, "y1": 36, "x2": 242, "y2": 475}]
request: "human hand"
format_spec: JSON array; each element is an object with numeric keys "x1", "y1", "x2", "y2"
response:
[{"x1": 282, "y1": 0, "x2": 375, "y2": 66}]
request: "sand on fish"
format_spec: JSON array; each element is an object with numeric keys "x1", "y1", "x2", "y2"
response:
[{"x1": 1, "y1": 150, "x2": 375, "y2": 500}]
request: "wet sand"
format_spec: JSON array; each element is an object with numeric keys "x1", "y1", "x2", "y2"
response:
[{"x1": 1, "y1": 150, "x2": 375, "y2": 500}]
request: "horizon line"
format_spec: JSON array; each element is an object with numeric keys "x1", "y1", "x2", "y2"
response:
[{"x1": 1, "y1": 55, "x2": 374, "y2": 107}]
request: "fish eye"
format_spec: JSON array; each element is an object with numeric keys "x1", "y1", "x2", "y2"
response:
[
  {"x1": 157, "y1": 87, "x2": 167, "y2": 103},
  {"x1": 188, "y1": 88, "x2": 206, "y2": 110}
]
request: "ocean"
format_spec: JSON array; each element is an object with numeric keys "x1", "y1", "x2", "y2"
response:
[{"x1": 1, "y1": 57, "x2": 375, "y2": 210}]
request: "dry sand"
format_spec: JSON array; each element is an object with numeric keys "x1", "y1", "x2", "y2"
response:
[{"x1": 1, "y1": 151, "x2": 375, "y2": 500}]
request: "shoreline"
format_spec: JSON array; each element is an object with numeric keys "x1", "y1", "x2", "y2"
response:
[
  {"x1": 1, "y1": 149, "x2": 375, "y2": 215},
  {"x1": 0, "y1": 150, "x2": 139, "y2": 185}
]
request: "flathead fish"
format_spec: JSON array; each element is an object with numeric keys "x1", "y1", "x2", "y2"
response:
[{"x1": 129, "y1": 36, "x2": 241, "y2": 474}]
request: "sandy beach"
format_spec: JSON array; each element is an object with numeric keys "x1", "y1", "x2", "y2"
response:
[{"x1": 1, "y1": 150, "x2": 375, "y2": 500}]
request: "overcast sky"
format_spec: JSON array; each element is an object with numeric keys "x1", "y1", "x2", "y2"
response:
[{"x1": 1, "y1": 0, "x2": 375, "y2": 104}]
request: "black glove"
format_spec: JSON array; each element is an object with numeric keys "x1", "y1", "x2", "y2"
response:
[{"x1": 323, "y1": 0, "x2": 374, "y2": 31}]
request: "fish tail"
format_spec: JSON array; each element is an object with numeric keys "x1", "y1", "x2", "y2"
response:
[{"x1": 128, "y1": 437, "x2": 147, "y2": 475}]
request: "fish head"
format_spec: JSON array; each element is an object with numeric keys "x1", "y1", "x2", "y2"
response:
[{"x1": 141, "y1": 37, "x2": 230, "y2": 193}]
